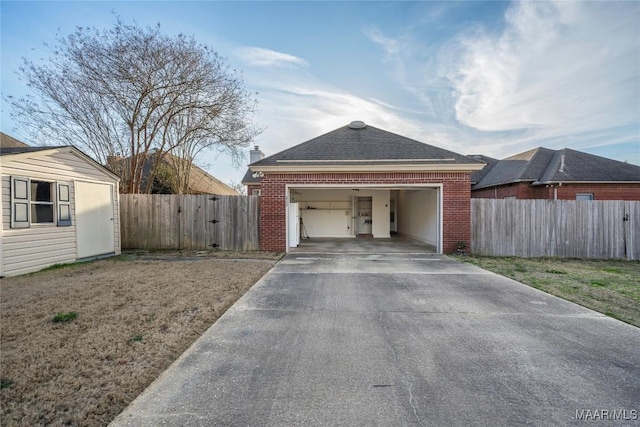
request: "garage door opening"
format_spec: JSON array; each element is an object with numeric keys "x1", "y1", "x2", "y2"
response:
[{"x1": 287, "y1": 185, "x2": 441, "y2": 253}]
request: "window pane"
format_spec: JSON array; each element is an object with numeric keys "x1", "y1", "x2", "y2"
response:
[
  {"x1": 31, "y1": 181, "x2": 52, "y2": 202},
  {"x1": 31, "y1": 204, "x2": 54, "y2": 223},
  {"x1": 576, "y1": 193, "x2": 594, "y2": 201}
]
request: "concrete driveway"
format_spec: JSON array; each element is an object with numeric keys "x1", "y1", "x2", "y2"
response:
[{"x1": 111, "y1": 253, "x2": 640, "y2": 426}]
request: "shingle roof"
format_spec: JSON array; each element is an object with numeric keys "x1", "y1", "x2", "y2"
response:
[
  {"x1": 0, "y1": 132, "x2": 30, "y2": 149},
  {"x1": 114, "y1": 151, "x2": 238, "y2": 195},
  {"x1": 473, "y1": 147, "x2": 556, "y2": 189},
  {"x1": 473, "y1": 147, "x2": 640, "y2": 189},
  {"x1": 468, "y1": 154, "x2": 499, "y2": 184},
  {"x1": 0, "y1": 146, "x2": 68, "y2": 156},
  {"x1": 538, "y1": 148, "x2": 640, "y2": 183},
  {"x1": 251, "y1": 123, "x2": 483, "y2": 167},
  {"x1": 241, "y1": 168, "x2": 260, "y2": 184},
  {"x1": 186, "y1": 161, "x2": 238, "y2": 195}
]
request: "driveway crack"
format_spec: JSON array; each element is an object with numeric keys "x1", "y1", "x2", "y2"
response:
[{"x1": 407, "y1": 382, "x2": 425, "y2": 427}]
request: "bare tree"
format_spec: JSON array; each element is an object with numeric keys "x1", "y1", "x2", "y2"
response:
[
  {"x1": 227, "y1": 180, "x2": 247, "y2": 195},
  {"x1": 6, "y1": 17, "x2": 259, "y2": 193}
]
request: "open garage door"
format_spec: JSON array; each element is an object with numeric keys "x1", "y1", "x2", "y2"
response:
[{"x1": 287, "y1": 185, "x2": 440, "y2": 253}]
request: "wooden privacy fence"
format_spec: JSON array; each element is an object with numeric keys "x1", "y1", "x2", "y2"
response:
[
  {"x1": 120, "y1": 194, "x2": 260, "y2": 251},
  {"x1": 471, "y1": 199, "x2": 640, "y2": 260}
]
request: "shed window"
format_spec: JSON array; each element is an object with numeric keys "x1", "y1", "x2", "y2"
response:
[
  {"x1": 10, "y1": 176, "x2": 72, "y2": 228},
  {"x1": 31, "y1": 180, "x2": 54, "y2": 223}
]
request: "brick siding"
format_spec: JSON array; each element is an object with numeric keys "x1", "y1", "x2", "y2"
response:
[
  {"x1": 472, "y1": 182, "x2": 640, "y2": 200},
  {"x1": 246, "y1": 184, "x2": 260, "y2": 196},
  {"x1": 259, "y1": 172, "x2": 472, "y2": 253}
]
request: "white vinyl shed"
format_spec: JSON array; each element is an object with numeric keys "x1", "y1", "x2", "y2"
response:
[{"x1": 1, "y1": 145, "x2": 121, "y2": 277}]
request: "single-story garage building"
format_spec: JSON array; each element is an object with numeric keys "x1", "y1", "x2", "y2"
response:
[
  {"x1": 1, "y1": 138, "x2": 121, "y2": 277},
  {"x1": 248, "y1": 121, "x2": 485, "y2": 253}
]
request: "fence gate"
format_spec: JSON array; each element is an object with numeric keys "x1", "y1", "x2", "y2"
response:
[
  {"x1": 120, "y1": 194, "x2": 260, "y2": 251},
  {"x1": 623, "y1": 201, "x2": 640, "y2": 260}
]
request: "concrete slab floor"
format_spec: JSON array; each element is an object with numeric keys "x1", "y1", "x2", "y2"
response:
[{"x1": 291, "y1": 235, "x2": 437, "y2": 254}]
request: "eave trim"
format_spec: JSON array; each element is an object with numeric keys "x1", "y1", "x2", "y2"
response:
[{"x1": 250, "y1": 163, "x2": 486, "y2": 173}]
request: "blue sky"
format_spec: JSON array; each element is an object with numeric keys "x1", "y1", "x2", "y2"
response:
[{"x1": 1, "y1": 1, "x2": 639, "y2": 186}]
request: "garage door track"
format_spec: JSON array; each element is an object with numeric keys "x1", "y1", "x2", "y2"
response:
[{"x1": 111, "y1": 253, "x2": 640, "y2": 426}]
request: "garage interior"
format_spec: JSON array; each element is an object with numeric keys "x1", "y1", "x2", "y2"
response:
[{"x1": 288, "y1": 186, "x2": 440, "y2": 252}]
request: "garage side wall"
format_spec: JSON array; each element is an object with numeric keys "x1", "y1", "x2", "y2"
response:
[
  {"x1": 397, "y1": 189, "x2": 439, "y2": 245},
  {"x1": 1, "y1": 151, "x2": 120, "y2": 277},
  {"x1": 259, "y1": 172, "x2": 471, "y2": 253}
]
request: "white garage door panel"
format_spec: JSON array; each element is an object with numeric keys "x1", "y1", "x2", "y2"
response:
[
  {"x1": 75, "y1": 182, "x2": 115, "y2": 258},
  {"x1": 301, "y1": 209, "x2": 351, "y2": 237}
]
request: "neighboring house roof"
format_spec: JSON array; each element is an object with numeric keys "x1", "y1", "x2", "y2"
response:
[
  {"x1": 0, "y1": 146, "x2": 63, "y2": 155},
  {"x1": 250, "y1": 122, "x2": 485, "y2": 173},
  {"x1": 468, "y1": 154, "x2": 499, "y2": 184},
  {"x1": 241, "y1": 168, "x2": 260, "y2": 185},
  {"x1": 473, "y1": 147, "x2": 640, "y2": 190},
  {"x1": 1, "y1": 144, "x2": 121, "y2": 181},
  {"x1": 185, "y1": 158, "x2": 238, "y2": 195},
  {"x1": 0, "y1": 132, "x2": 30, "y2": 148},
  {"x1": 115, "y1": 151, "x2": 238, "y2": 195}
]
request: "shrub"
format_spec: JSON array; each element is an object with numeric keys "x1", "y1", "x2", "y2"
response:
[{"x1": 52, "y1": 311, "x2": 78, "y2": 323}]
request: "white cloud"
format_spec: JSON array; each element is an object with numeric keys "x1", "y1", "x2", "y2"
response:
[
  {"x1": 213, "y1": 0, "x2": 640, "y2": 182},
  {"x1": 445, "y1": 1, "x2": 640, "y2": 135},
  {"x1": 234, "y1": 46, "x2": 308, "y2": 68},
  {"x1": 361, "y1": 1, "x2": 639, "y2": 165},
  {"x1": 363, "y1": 27, "x2": 400, "y2": 56},
  {"x1": 250, "y1": 80, "x2": 427, "y2": 156}
]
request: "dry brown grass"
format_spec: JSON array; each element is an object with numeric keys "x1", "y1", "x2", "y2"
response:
[{"x1": 0, "y1": 253, "x2": 279, "y2": 426}]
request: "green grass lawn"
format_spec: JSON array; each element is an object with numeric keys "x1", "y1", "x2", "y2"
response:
[{"x1": 461, "y1": 256, "x2": 640, "y2": 328}]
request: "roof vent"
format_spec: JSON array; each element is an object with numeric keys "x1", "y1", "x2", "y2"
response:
[{"x1": 348, "y1": 120, "x2": 366, "y2": 129}]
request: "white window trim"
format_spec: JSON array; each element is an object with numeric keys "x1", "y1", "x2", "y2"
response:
[
  {"x1": 576, "y1": 193, "x2": 594, "y2": 201},
  {"x1": 30, "y1": 179, "x2": 55, "y2": 225}
]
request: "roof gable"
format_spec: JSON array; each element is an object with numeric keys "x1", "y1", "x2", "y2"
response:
[
  {"x1": 1, "y1": 145, "x2": 120, "y2": 181},
  {"x1": 251, "y1": 123, "x2": 484, "y2": 170},
  {"x1": 517, "y1": 148, "x2": 557, "y2": 180}
]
